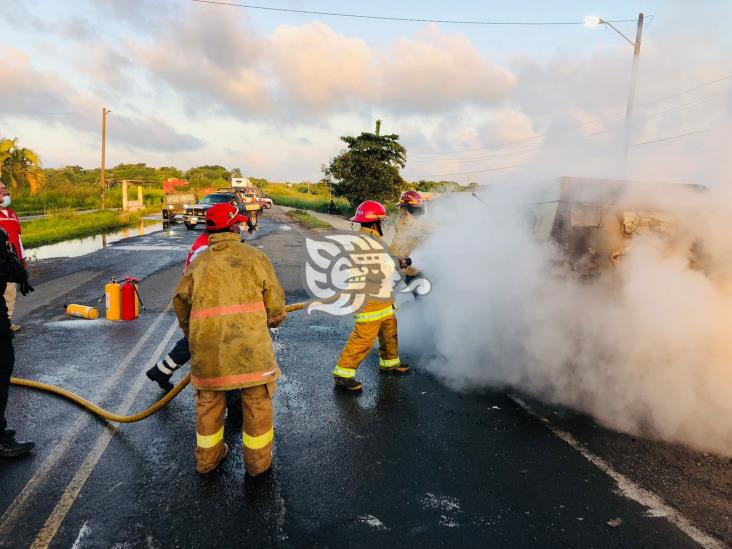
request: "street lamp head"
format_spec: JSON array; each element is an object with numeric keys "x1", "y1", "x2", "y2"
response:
[{"x1": 584, "y1": 15, "x2": 603, "y2": 27}]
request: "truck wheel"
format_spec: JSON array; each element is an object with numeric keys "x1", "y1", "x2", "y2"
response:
[
  {"x1": 184, "y1": 222, "x2": 196, "y2": 230},
  {"x1": 248, "y1": 211, "x2": 258, "y2": 228},
  {"x1": 265, "y1": 203, "x2": 272, "y2": 209}
]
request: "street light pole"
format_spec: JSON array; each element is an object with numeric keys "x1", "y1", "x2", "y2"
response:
[
  {"x1": 586, "y1": 13, "x2": 644, "y2": 170},
  {"x1": 100, "y1": 107, "x2": 111, "y2": 209},
  {"x1": 623, "y1": 13, "x2": 644, "y2": 165}
]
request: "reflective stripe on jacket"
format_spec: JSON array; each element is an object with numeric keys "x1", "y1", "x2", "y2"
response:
[{"x1": 173, "y1": 232, "x2": 287, "y2": 391}]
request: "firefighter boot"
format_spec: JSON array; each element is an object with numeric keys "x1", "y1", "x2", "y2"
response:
[
  {"x1": 0, "y1": 436, "x2": 35, "y2": 458},
  {"x1": 334, "y1": 376, "x2": 363, "y2": 392},
  {"x1": 380, "y1": 363, "x2": 410, "y2": 375},
  {"x1": 146, "y1": 363, "x2": 174, "y2": 392}
]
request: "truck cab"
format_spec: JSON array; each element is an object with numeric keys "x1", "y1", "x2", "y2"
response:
[{"x1": 183, "y1": 192, "x2": 255, "y2": 231}]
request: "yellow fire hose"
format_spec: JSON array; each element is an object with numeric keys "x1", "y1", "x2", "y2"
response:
[{"x1": 9, "y1": 301, "x2": 309, "y2": 423}]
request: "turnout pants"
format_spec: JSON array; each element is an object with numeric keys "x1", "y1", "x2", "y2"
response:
[
  {"x1": 195, "y1": 382, "x2": 275, "y2": 476},
  {"x1": 333, "y1": 310, "x2": 400, "y2": 379},
  {"x1": 0, "y1": 337, "x2": 15, "y2": 437},
  {"x1": 3, "y1": 284, "x2": 16, "y2": 321}
]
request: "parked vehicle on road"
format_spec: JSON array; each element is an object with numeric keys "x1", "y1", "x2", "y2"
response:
[
  {"x1": 183, "y1": 192, "x2": 257, "y2": 231},
  {"x1": 162, "y1": 192, "x2": 196, "y2": 221},
  {"x1": 217, "y1": 187, "x2": 266, "y2": 224}
]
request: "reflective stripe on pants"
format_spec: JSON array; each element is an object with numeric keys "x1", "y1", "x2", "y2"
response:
[
  {"x1": 353, "y1": 304, "x2": 395, "y2": 323},
  {"x1": 243, "y1": 426, "x2": 273, "y2": 450},
  {"x1": 197, "y1": 426, "x2": 224, "y2": 448},
  {"x1": 332, "y1": 365, "x2": 356, "y2": 379},
  {"x1": 379, "y1": 356, "x2": 401, "y2": 369},
  {"x1": 336, "y1": 315, "x2": 399, "y2": 371}
]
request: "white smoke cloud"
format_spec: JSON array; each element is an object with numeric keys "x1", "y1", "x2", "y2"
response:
[{"x1": 399, "y1": 176, "x2": 732, "y2": 457}]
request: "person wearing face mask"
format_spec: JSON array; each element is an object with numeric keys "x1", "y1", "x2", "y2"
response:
[{"x1": 0, "y1": 184, "x2": 25, "y2": 332}]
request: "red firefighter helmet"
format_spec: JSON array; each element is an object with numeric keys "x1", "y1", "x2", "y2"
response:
[
  {"x1": 205, "y1": 203, "x2": 248, "y2": 231},
  {"x1": 398, "y1": 190, "x2": 423, "y2": 207},
  {"x1": 350, "y1": 200, "x2": 387, "y2": 223}
]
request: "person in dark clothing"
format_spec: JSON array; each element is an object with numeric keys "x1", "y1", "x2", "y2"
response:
[{"x1": 0, "y1": 228, "x2": 34, "y2": 458}]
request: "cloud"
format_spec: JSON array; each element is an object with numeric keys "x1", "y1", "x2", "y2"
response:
[
  {"x1": 269, "y1": 22, "x2": 375, "y2": 111},
  {"x1": 377, "y1": 25, "x2": 515, "y2": 112},
  {"x1": 135, "y1": 6, "x2": 268, "y2": 117},
  {"x1": 0, "y1": 50, "x2": 204, "y2": 153},
  {"x1": 134, "y1": 7, "x2": 516, "y2": 119}
]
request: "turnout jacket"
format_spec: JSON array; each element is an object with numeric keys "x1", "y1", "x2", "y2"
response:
[
  {"x1": 389, "y1": 209, "x2": 431, "y2": 277},
  {"x1": 173, "y1": 232, "x2": 287, "y2": 391}
]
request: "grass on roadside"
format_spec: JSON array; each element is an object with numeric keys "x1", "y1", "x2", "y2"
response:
[
  {"x1": 13, "y1": 186, "x2": 165, "y2": 216},
  {"x1": 22, "y1": 208, "x2": 154, "y2": 249},
  {"x1": 287, "y1": 209, "x2": 333, "y2": 230},
  {"x1": 262, "y1": 185, "x2": 350, "y2": 215}
]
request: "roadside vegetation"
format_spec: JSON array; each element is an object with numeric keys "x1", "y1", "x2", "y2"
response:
[
  {"x1": 259, "y1": 182, "x2": 350, "y2": 214},
  {"x1": 286, "y1": 209, "x2": 333, "y2": 230},
  {"x1": 2, "y1": 132, "x2": 479, "y2": 246},
  {"x1": 22, "y1": 209, "x2": 153, "y2": 249}
]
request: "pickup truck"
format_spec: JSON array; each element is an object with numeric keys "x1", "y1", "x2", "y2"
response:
[
  {"x1": 183, "y1": 192, "x2": 258, "y2": 231},
  {"x1": 217, "y1": 187, "x2": 266, "y2": 226},
  {"x1": 162, "y1": 192, "x2": 196, "y2": 221}
]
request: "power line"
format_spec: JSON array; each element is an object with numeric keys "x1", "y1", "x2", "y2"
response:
[
  {"x1": 645, "y1": 89, "x2": 728, "y2": 118},
  {"x1": 0, "y1": 110, "x2": 79, "y2": 116},
  {"x1": 422, "y1": 163, "x2": 527, "y2": 178},
  {"x1": 649, "y1": 74, "x2": 732, "y2": 105},
  {"x1": 634, "y1": 128, "x2": 709, "y2": 146},
  {"x1": 411, "y1": 73, "x2": 732, "y2": 157},
  {"x1": 410, "y1": 145, "x2": 544, "y2": 164},
  {"x1": 192, "y1": 0, "x2": 637, "y2": 25}
]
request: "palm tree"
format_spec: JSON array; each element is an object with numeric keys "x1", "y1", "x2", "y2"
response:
[{"x1": 0, "y1": 137, "x2": 43, "y2": 194}]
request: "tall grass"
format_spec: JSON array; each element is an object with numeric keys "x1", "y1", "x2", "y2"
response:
[
  {"x1": 260, "y1": 184, "x2": 351, "y2": 214},
  {"x1": 13, "y1": 185, "x2": 165, "y2": 216},
  {"x1": 287, "y1": 209, "x2": 333, "y2": 229},
  {"x1": 22, "y1": 209, "x2": 152, "y2": 249}
]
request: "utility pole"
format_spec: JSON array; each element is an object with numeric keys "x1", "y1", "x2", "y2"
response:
[
  {"x1": 100, "y1": 107, "x2": 110, "y2": 209},
  {"x1": 622, "y1": 13, "x2": 644, "y2": 168},
  {"x1": 586, "y1": 13, "x2": 644, "y2": 172}
]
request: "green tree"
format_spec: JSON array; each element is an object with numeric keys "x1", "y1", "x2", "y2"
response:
[
  {"x1": 184, "y1": 165, "x2": 231, "y2": 188},
  {"x1": 322, "y1": 120, "x2": 407, "y2": 207},
  {"x1": 0, "y1": 137, "x2": 43, "y2": 193},
  {"x1": 231, "y1": 167, "x2": 243, "y2": 178}
]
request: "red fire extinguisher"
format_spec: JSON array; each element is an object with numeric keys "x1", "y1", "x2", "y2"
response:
[{"x1": 121, "y1": 276, "x2": 142, "y2": 321}]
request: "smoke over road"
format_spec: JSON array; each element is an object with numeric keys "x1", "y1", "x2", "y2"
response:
[{"x1": 399, "y1": 181, "x2": 732, "y2": 457}]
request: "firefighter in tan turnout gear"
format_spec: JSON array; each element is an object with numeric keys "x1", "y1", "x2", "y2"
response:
[
  {"x1": 390, "y1": 190, "x2": 430, "y2": 283},
  {"x1": 173, "y1": 203, "x2": 287, "y2": 475},
  {"x1": 333, "y1": 200, "x2": 410, "y2": 392}
]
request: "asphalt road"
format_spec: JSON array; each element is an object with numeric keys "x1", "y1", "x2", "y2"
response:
[{"x1": 0, "y1": 207, "x2": 728, "y2": 548}]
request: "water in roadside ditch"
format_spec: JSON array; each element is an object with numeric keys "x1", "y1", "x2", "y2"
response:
[{"x1": 25, "y1": 219, "x2": 166, "y2": 261}]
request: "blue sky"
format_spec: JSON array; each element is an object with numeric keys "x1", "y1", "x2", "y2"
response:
[{"x1": 1, "y1": 1, "x2": 731, "y2": 184}]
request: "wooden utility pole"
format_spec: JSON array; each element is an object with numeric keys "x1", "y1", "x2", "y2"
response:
[{"x1": 100, "y1": 107, "x2": 110, "y2": 209}]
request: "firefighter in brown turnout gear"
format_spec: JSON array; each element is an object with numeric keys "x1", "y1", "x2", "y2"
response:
[
  {"x1": 173, "y1": 203, "x2": 287, "y2": 475},
  {"x1": 333, "y1": 200, "x2": 410, "y2": 393},
  {"x1": 391, "y1": 190, "x2": 430, "y2": 283}
]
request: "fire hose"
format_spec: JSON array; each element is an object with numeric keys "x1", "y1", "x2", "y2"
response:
[{"x1": 9, "y1": 300, "x2": 309, "y2": 423}]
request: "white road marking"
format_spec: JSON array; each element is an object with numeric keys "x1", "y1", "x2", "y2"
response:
[
  {"x1": 31, "y1": 319, "x2": 180, "y2": 549},
  {"x1": 509, "y1": 395, "x2": 724, "y2": 549},
  {"x1": 70, "y1": 520, "x2": 90, "y2": 549},
  {"x1": 0, "y1": 306, "x2": 173, "y2": 538}
]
